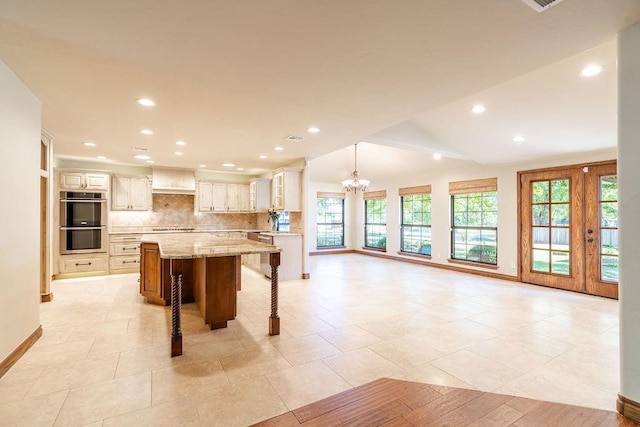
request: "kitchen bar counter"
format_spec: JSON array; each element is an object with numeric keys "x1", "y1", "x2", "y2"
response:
[{"x1": 139, "y1": 233, "x2": 281, "y2": 357}]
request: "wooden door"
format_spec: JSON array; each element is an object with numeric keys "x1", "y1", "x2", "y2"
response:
[
  {"x1": 520, "y1": 161, "x2": 618, "y2": 298},
  {"x1": 521, "y1": 168, "x2": 585, "y2": 292},
  {"x1": 585, "y1": 163, "x2": 619, "y2": 298}
]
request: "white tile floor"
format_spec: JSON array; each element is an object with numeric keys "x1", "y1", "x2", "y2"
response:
[{"x1": 0, "y1": 254, "x2": 620, "y2": 426}]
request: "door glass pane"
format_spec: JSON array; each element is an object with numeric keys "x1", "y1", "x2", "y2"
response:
[
  {"x1": 601, "y1": 202, "x2": 618, "y2": 227},
  {"x1": 601, "y1": 229, "x2": 618, "y2": 256},
  {"x1": 601, "y1": 175, "x2": 618, "y2": 201},
  {"x1": 551, "y1": 228, "x2": 569, "y2": 251},
  {"x1": 532, "y1": 182, "x2": 549, "y2": 203},
  {"x1": 551, "y1": 179, "x2": 570, "y2": 202},
  {"x1": 551, "y1": 251, "x2": 570, "y2": 275},
  {"x1": 551, "y1": 204, "x2": 569, "y2": 226},
  {"x1": 532, "y1": 227, "x2": 550, "y2": 249},
  {"x1": 532, "y1": 204, "x2": 549, "y2": 226},
  {"x1": 532, "y1": 249, "x2": 550, "y2": 272},
  {"x1": 601, "y1": 255, "x2": 619, "y2": 282}
]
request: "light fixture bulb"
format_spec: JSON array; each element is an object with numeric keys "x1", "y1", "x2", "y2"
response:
[
  {"x1": 222, "y1": 163, "x2": 235, "y2": 167},
  {"x1": 136, "y1": 98, "x2": 156, "y2": 107},
  {"x1": 513, "y1": 135, "x2": 525, "y2": 143},
  {"x1": 471, "y1": 104, "x2": 486, "y2": 114},
  {"x1": 259, "y1": 155, "x2": 267, "y2": 159},
  {"x1": 433, "y1": 153, "x2": 442, "y2": 160},
  {"x1": 97, "y1": 155, "x2": 106, "y2": 160},
  {"x1": 83, "y1": 141, "x2": 96, "y2": 147},
  {"x1": 140, "y1": 129, "x2": 153, "y2": 135},
  {"x1": 580, "y1": 64, "x2": 604, "y2": 77},
  {"x1": 174, "y1": 151, "x2": 183, "y2": 156},
  {"x1": 133, "y1": 155, "x2": 150, "y2": 160},
  {"x1": 342, "y1": 143, "x2": 369, "y2": 193},
  {"x1": 307, "y1": 126, "x2": 320, "y2": 133},
  {"x1": 274, "y1": 146, "x2": 284, "y2": 151},
  {"x1": 175, "y1": 140, "x2": 187, "y2": 146}
]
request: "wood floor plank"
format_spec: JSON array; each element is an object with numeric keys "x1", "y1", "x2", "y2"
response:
[
  {"x1": 339, "y1": 400, "x2": 412, "y2": 427},
  {"x1": 292, "y1": 378, "x2": 396, "y2": 423},
  {"x1": 332, "y1": 380, "x2": 429, "y2": 423},
  {"x1": 400, "y1": 385, "x2": 444, "y2": 409},
  {"x1": 254, "y1": 379, "x2": 640, "y2": 427},
  {"x1": 402, "y1": 388, "x2": 483, "y2": 425}
]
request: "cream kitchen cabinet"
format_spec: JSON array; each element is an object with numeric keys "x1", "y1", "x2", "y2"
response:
[
  {"x1": 112, "y1": 175, "x2": 152, "y2": 211},
  {"x1": 109, "y1": 233, "x2": 142, "y2": 273},
  {"x1": 271, "y1": 168, "x2": 301, "y2": 211},
  {"x1": 58, "y1": 253, "x2": 109, "y2": 276},
  {"x1": 197, "y1": 181, "x2": 251, "y2": 212},
  {"x1": 249, "y1": 178, "x2": 270, "y2": 212},
  {"x1": 197, "y1": 181, "x2": 227, "y2": 212},
  {"x1": 59, "y1": 171, "x2": 109, "y2": 191}
]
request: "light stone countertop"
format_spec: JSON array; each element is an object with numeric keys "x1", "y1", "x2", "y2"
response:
[{"x1": 140, "y1": 233, "x2": 281, "y2": 259}]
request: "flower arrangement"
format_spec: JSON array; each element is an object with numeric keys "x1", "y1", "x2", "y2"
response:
[{"x1": 267, "y1": 207, "x2": 280, "y2": 231}]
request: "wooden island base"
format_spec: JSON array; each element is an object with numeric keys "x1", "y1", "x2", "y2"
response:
[{"x1": 139, "y1": 239, "x2": 281, "y2": 356}]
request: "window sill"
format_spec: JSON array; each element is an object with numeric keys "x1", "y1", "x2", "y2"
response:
[
  {"x1": 362, "y1": 247, "x2": 387, "y2": 253},
  {"x1": 397, "y1": 251, "x2": 432, "y2": 260},
  {"x1": 316, "y1": 246, "x2": 346, "y2": 250},
  {"x1": 447, "y1": 258, "x2": 499, "y2": 270}
]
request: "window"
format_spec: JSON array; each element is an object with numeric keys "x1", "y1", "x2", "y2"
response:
[
  {"x1": 317, "y1": 193, "x2": 345, "y2": 248},
  {"x1": 400, "y1": 185, "x2": 432, "y2": 255},
  {"x1": 450, "y1": 178, "x2": 498, "y2": 265},
  {"x1": 364, "y1": 190, "x2": 387, "y2": 250},
  {"x1": 278, "y1": 211, "x2": 290, "y2": 232}
]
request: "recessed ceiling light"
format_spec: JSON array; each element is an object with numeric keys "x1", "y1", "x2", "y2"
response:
[
  {"x1": 307, "y1": 127, "x2": 320, "y2": 133},
  {"x1": 175, "y1": 140, "x2": 187, "y2": 146},
  {"x1": 222, "y1": 163, "x2": 235, "y2": 167},
  {"x1": 237, "y1": 167, "x2": 244, "y2": 171},
  {"x1": 136, "y1": 98, "x2": 156, "y2": 107},
  {"x1": 133, "y1": 155, "x2": 150, "y2": 160},
  {"x1": 83, "y1": 141, "x2": 96, "y2": 147},
  {"x1": 146, "y1": 160, "x2": 154, "y2": 164},
  {"x1": 140, "y1": 129, "x2": 154, "y2": 135},
  {"x1": 97, "y1": 155, "x2": 106, "y2": 160},
  {"x1": 513, "y1": 135, "x2": 525, "y2": 143},
  {"x1": 259, "y1": 155, "x2": 267, "y2": 159},
  {"x1": 274, "y1": 146, "x2": 284, "y2": 151},
  {"x1": 471, "y1": 104, "x2": 486, "y2": 114},
  {"x1": 174, "y1": 151, "x2": 183, "y2": 156},
  {"x1": 199, "y1": 164, "x2": 207, "y2": 168},
  {"x1": 433, "y1": 153, "x2": 442, "y2": 160},
  {"x1": 580, "y1": 64, "x2": 604, "y2": 77}
]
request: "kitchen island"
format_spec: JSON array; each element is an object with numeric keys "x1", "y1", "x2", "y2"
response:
[{"x1": 139, "y1": 233, "x2": 281, "y2": 357}]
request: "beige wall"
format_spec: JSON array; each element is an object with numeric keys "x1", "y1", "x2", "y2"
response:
[
  {"x1": 310, "y1": 147, "x2": 616, "y2": 276},
  {"x1": 0, "y1": 60, "x2": 41, "y2": 362}
]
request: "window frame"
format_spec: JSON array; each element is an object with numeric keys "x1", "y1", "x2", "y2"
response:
[
  {"x1": 316, "y1": 196, "x2": 345, "y2": 248},
  {"x1": 400, "y1": 191, "x2": 432, "y2": 256},
  {"x1": 364, "y1": 193, "x2": 387, "y2": 251},
  {"x1": 450, "y1": 191, "x2": 498, "y2": 265}
]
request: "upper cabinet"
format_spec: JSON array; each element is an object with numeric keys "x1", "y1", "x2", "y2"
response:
[
  {"x1": 249, "y1": 178, "x2": 271, "y2": 212},
  {"x1": 196, "y1": 181, "x2": 252, "y2": 212},
  {"x1": 272, "y1": 168, "x2": 301, "y2": 211},
  {"x1": 112, "y1": 175, "x2": 152, "y2": 211},
  {"x1": 59, "y1": 171, "x2": 109, "y2": 191}
]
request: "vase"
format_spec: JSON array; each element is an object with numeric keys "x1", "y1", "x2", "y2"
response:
[{"x1": 271, "y1": 219, "x2": 278, "y2": 232}]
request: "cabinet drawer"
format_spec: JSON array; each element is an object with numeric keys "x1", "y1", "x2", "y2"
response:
[
  {"x1": 60, "y1": 255, "x2": 108, "y2": 273},
  {"x1": 110, "y1": 242, "x2": 141, "y2": 255},
  {"x1": 110, "y1": 256, "x2": 141, "y2": 271},
  {"x1": 110, "y1": 234, "x2": 142, "y2": 243}
]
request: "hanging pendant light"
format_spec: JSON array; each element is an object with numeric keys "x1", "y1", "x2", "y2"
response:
[{"x1": 342, "y1": 143, "x2": 370, "y2": 193}]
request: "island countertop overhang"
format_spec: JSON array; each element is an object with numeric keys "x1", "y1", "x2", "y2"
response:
[{"x1": 140, "y1": 233, "x2": 281, "y2": 259}]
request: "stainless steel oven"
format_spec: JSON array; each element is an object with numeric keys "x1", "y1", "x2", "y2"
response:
[{"x1": 60, "y1": 191, "x2": 108, "y2": 254}]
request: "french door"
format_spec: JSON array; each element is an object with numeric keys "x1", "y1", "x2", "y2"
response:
[{"x1": 520, "y1": 161, "x2": 618, "y2": 299}]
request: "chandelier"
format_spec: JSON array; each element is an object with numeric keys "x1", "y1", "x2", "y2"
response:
[{"x1": 342, "y1": 143, "x2": 370, "y2": 193}]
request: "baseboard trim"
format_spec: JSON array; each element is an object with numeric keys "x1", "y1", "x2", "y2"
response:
[
  {"x1": 0, "y1": 325, "x2": 43, "y2": 379},
  {"x1": 354, "y1": 250, "x2": 519, "y2": 282},
  {"x1": 618, "y1": 394, "x2": 640, "y2": 423},
  {"x1": 41, "y1": 293, "x2": 53, "y2": 303},
  {"x1": 310, "y1": 249, "x2": 356, "y2": 256}
]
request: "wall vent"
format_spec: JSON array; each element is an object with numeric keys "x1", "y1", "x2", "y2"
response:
[
  {"x1": 133, "y1": 147, "x2": 149, "y2": 152},
  {"x1": 520, "y1": 0, "x2": 565, "y2": 12}
]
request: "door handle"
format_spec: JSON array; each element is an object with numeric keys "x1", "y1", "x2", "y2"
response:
[{"x1": 587, "y1": 238, "x2": 594, "y2": 243}]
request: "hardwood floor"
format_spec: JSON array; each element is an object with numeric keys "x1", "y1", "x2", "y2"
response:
[{"x1": 252, "y1": 378, "x2": 638, "y2": 426}]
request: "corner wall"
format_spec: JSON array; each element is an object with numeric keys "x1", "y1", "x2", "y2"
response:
[{"x1": 0, "y1": 60, "x2": 41, "y2": 363}]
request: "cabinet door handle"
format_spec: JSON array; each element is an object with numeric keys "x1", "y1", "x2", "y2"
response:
[
  {"x1": 121, "y1": 237, "x2": 138, "y2": 241},
  {"x1": 75, "y1": 262, "x2": 92, "y2": 266},
  {"x1": 123, "y1": 247, "x2": 138, "y2": 251},
  {"x1": 122, "y1": 260, "x2": 138, "y2": 264}
]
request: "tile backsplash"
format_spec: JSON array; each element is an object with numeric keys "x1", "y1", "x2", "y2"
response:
[{"x1": 109, "y1": 194, "x2": 302, "y2": 232}]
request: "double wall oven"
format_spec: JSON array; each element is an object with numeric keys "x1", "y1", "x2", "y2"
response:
[{"x1": 60, "y1": 191, "x2": 108, "y2": 254}]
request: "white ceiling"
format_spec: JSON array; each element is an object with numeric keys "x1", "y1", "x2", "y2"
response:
[{"x1": 0, "y1": 1, "x2": 638, "y2": 176}]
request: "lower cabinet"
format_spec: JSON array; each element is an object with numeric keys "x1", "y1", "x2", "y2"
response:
[
  {"x1": 59, "y1": 254, "x2": 109, "y2": 276},
  {"x1": 139, "y1": 242, "x2": 194, "y2": 305},
  {"x1": 109, "y1": 234, "x2": 142, "y2": 274}
]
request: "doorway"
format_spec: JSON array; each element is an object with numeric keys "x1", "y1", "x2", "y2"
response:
[{"x1": 519, "y1": 161, "x2": 618, "y2": 298}]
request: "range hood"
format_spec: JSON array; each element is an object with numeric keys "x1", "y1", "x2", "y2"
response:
[{"x1": 151, "y1": 168, "x2": 196, "y2": 194}]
